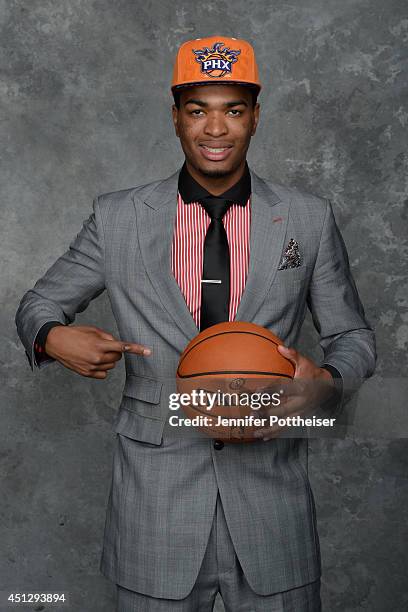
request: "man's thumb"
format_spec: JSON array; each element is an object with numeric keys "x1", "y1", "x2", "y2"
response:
[{"x1": 277, "y1": 344, "x2": 296, "y2": 360}]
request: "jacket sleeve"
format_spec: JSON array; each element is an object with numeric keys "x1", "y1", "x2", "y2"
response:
[
  {"x1": 307, "y1": 199, "x2": 377, "y2": 407},
  {"x1": 15, "y1": 197, "x2": 105, "y2": 371}
]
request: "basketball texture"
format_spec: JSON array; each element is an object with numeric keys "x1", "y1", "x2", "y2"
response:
[{"x1": 176, "y1": 321, "x2": 295, "y2": 442}]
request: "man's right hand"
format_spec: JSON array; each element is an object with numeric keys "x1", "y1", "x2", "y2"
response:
[{"x1": 44, "y1": 325, "x2": 152, "y2": 379}]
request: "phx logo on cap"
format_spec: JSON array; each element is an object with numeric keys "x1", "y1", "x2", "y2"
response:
[
  {"x1": 171, "y1": 35, "x2": 262, "y2": 93},
  {"x1": 192, "y1": 41, "x2": 241, "y2": 78}
]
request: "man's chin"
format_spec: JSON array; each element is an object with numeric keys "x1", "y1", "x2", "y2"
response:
[
  {"x1": 192, "y1": 160, "x2": 238, "y2": 179},
  {"x1": 200, "y1": 168, "x2": 231, "y2": 178}
]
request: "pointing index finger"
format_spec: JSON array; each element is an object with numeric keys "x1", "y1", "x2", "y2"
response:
[{"x1": 101, "y1": 340, "x2": 152, "y2": 356}]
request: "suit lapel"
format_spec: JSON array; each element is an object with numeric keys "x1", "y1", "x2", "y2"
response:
[
  {"x1": 134, "y1": 166, "x2": 290, "y2": 342},
  {"x1": 134, "y1": 169, "x2": 199, "y2": 342},
  {"x1": 234, "y1": 170, "x2": 290, "y2": 322}
]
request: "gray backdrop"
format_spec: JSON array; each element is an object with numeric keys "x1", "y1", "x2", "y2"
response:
[{"x1": 2, "y1": 1, "x2": 407, "y2": 611}]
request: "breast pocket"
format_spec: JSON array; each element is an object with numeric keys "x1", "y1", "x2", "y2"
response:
[
  {"x1": 275, "y1": 264, "x2": 312, "y2": 285},
  {"x1": 262, "y1": 264, "x2": 311, "y2": 328}
]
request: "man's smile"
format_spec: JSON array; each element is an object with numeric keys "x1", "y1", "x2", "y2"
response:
[{"x1": 199, "y1": 143, "x2": 233, "y2": 161}]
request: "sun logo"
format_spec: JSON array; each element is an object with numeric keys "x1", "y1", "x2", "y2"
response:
[{"x1": 192, "y1": 41, "x2": 241, "y2": 78}]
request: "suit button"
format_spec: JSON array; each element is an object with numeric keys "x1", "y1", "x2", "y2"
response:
[{"x1": 213, "y1": 440, "x2": 224, "y2": 450}]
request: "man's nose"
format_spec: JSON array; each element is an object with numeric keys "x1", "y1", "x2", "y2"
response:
[{"x1": 203, "y1": 112, "x2": 228, "y2": 136}]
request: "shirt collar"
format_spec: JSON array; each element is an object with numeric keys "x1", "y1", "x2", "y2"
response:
[{"x1": 178, "y1": 160, "x2": 251, "y2": 206}]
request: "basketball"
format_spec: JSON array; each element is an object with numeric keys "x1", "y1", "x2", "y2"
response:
[{"x1": 176, "y1": 321, "x2": 295, "y2": 442}]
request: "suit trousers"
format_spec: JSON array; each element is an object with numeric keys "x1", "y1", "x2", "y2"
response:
[{"x1": 115, "y1": 492, "x2": 322, "y2": 612}]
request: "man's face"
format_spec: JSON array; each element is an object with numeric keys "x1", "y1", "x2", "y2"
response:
[{"x1": 172, "y1": 84, "x2": 260, "y2": 179}]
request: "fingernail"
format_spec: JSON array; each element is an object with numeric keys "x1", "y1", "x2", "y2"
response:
[
  {"x1": 123, "y1": 345, "x2": 131, "y2": 351},
  {"x1": 143, "y1": 348, "x2": 152, "y2": 356}
]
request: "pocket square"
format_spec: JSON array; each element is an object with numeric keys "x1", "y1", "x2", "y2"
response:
[{"x1": 278, "y1": 238, "x2": 302, "y2": 270}]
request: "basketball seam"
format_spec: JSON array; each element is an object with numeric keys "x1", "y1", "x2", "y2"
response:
[
  {"x1": 176, "y1": 370, "x2": 293, "y2": 379},
  {"x1": 179, "y1": 331, "x2": 280, "y2": 365},
  {"x1": 177, "y1": 331, "x2": 292, "y2": 377}
]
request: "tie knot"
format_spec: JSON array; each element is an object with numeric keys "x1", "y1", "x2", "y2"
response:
[{"x1": 198, "y1": 197, "x2": 234, "y2": 221}]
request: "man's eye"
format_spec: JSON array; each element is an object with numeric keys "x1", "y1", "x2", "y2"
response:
[
  {"x1": 191, "y1": 109, "x2": 204, "y2": 116},
  {"x1": 228, "y1": 109, "x2": 242, "y2": 116}
]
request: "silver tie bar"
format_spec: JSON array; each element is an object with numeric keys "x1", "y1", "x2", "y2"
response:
[{"x1": 201, "y1": 279, "x2": 222, "y2": 284}]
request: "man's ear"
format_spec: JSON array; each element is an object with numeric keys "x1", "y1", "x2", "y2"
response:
[
  {"x1": 172, "y1": 104, "x2": 180, "y2": 137},
  {"x1": 251, "y1": 102, "x2": 260, "y2": 136}
]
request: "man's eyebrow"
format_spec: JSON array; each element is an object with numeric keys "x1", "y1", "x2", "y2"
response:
[
  {"x1": 225, "y1": 99, "x2": 249, "y2": 108},
  {"x1": 183, "y1": 99, "x2": 249, "y2": 108},
  {"x1": 184, "y1": 99, "x2": 208, "y2": 107}
]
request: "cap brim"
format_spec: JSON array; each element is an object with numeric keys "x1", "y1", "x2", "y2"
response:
[{"x1": 171, "y1": 81, "x2": 261, "y2": 94}]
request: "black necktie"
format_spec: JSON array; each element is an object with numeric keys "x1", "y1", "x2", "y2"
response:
[{"x1": 198, "y1": 197, "x2": 235, "y2": 331}]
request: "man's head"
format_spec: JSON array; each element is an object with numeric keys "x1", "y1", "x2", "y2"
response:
[
  {"x1": 171, "y1": 36, "x2": 261, "y2": 184},
  {"x1": 172, "y1": 83, "x2": 260, "y2": 180}
]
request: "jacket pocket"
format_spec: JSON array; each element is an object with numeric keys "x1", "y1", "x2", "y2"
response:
[
  {"x1": 275, "y1": 263, "x2": 312, "y2": 284},
  {"x1": 122, "y1": 373, "x2": 163, "y2": 406},
  {"x1": 113, "y1": 374, "x2": 166, "y2": 446},
  {"x1": 113, "y1": 406, "x2": 165, "y2": 446}
]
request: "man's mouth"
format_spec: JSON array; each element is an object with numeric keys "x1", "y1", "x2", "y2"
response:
[
  {"x1": 202, "y1": 145, "x2": 230, "y2": 153},
  {"x1": 199, "y1": 144, "x2": 233, "y2": 161}
]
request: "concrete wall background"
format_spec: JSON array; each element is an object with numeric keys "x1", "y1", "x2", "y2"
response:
[{"x1": 2, "y1": 1, "x2": 407, "y2": 610}]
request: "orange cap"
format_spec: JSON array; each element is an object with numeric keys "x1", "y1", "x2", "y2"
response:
[{"x1": 171, "y1": 36, "x2": 261, "y2": 94}]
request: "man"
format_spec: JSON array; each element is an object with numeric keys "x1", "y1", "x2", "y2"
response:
[{"x1": 15, "y1": 36, "x2": 376, "y2": 611}]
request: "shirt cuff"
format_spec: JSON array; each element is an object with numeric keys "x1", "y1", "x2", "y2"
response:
[
  {"x1": 321, "y1": 363, "x2": 343, "y2": 399},
  {"x1": 34, "y1": 321, "x2": 64, "y2": 361}
]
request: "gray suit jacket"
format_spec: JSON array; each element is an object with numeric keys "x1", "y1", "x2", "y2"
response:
[{"x1": 15, "y1": 167, "x2": 376, "y2": 598}]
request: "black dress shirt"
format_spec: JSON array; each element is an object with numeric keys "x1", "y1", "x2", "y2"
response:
[{"x1": 178, "y1": 159, "x2": 251, "y2": 205}]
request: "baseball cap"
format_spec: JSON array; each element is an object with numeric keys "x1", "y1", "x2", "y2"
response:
[{"x1": 171, "y1": 36, "x2": 261, "y2": 94}]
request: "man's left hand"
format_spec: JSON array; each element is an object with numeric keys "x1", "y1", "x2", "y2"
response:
[{"x1": 253, "y1": 345, "x2": 336, "y2": 441}]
